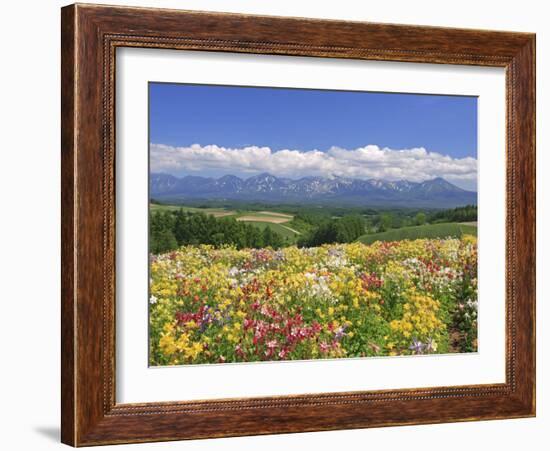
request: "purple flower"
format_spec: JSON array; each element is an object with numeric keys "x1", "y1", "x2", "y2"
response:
[
  {"x1": 334, "y1": 326, "x2": 346, "y2": 340},
  {"x1": 409, "y1": 338, "x2": 425, "y2": 354}
]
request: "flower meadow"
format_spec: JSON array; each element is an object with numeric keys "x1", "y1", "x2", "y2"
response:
[{"x1": 149, "y1": 237, "x2": 478, "y2": 366}]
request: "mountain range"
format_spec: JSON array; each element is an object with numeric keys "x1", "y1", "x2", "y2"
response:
[{"x1": 150, "y1": 173, "x2": 477, "y2": 208}]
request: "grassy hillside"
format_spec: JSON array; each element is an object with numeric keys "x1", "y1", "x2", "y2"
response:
[
  {"x1": 239, "y1": 221, "x2": 299, "y2": 239},
  {"x1": 150, "y1": 203, "x2": 236, "y2": 217},
  {"x1": 357, "y1": 223, "x2": 477, "y2": 245}
]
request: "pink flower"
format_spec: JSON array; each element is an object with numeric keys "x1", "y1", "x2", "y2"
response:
[{"x1": 235, "y1": 344, "x2": 245, "y2": 358}]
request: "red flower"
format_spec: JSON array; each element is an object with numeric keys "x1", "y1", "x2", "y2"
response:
[
  {"x1": 278, "y1": 348, "x2": 289, "y2": 359},
  {"x1": 235, "y1": 344, "x2": 245, "y2": 358}
]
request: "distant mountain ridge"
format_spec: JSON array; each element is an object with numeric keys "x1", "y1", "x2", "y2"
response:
[{"x1": 150, "y1": 173, "x2": 477, "y2": 208}]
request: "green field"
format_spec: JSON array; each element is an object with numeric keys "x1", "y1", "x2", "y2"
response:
[
  {"x1": 357, "y1": 223, "x2": 477, "y2": 245},
  {"x1": 150, "y1": 203, "x2": 236, "y2": 217},
  {"x1": 238, "y1": 221, "x2": 299, "y2": 239}
]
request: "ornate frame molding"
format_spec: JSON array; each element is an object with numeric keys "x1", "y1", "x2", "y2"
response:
[{"x1": 62, "y1": 4, "x2": 535, "y2": 446}]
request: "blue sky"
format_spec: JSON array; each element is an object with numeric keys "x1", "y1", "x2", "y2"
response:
[{"x1": 149, "y1": 83, "x2": 478, "y2": 190}]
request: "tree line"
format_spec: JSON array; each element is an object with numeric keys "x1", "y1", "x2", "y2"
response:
[
  {"x1": 428, "y1": 205, "x2": 477, "y2": 224},
  {"x1": 297, "y1": 215, "x2": 366, "y2": 247},
  {"x1": 149, "y1": 204, "x2": 476, "y2": 254},
  {"x1": 364, "y1": 205, "x2": 477, "y2": 234},
  {"x1": 150, "y1": 210, "x2": 286, "y2": 254}
]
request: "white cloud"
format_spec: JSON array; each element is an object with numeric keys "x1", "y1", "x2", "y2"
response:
[{"x1": 150, "y1": 143, "x2": 478, "y2": 190}]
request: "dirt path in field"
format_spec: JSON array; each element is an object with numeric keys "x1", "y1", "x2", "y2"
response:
[
  {"x1": 257, "y1": 211, "x2": 294, "y2": 218},
  {"x1": 236, "y1": 216, "x2": 290, "y2": 224},
  {"x1": 280, "y1": 224, "x2": 301, "y2": 235},
  {"x1": 460, "y1": 221, "x2": 478, "y2": 226}
]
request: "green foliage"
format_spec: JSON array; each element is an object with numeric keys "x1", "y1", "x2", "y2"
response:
[
  {"x1": 415, "y1": 212, "x2": 427, "y2": 226},
  {"x1": 357, "y1": 223, "x2": 477, "y2": 244},
  {"x1": 240, "y1": 221, "x2": 297, "y2": 240},
  {"x1": 337, "y1": 215, "x2": 367, "y2": 242},
  {"x1": 429, "y1": 205, "x2": 477, "y2": 223},
  {"x1": 149, "y1": 210, "x2": 286, "y2": 253},
  {"x1": 149, "y1": 202, "x2": 478, "y2": 253},
  {"x1": 378, "y1": 213, "x2": 393, "y2": 232},
  {"x1": 298, "y1": 215, "x2": 365, "y2": 247},
  {"x1": 151, "y1": 229, "x2": 178, "y2": 254},
  {"x1": 150, "y1": 211, "x2": 178, "y2": 254}
]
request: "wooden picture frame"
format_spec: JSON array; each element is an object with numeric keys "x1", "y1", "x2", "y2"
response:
[{"x1": 61, "y1": 3, "x2": 535, "y2": 446}]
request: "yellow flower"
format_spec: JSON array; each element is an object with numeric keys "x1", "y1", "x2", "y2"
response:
[
  {"x1": 159, "y1": 333, "x2": 177, "y2": 356},
  {"x1": 150, "y1": 237, "x2": 477, "y2": 364},
  {"x1": 184, "y1": 342, "x2": 203, "y2": 360}
]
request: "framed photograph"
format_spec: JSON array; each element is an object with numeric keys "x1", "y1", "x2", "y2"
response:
[{"x1": 61, "y1": 3, "x2": 536, "y2": 446}]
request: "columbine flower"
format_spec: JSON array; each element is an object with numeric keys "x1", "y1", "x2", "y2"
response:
[
  {"x1": 425, "y1": 338, "x2": 437, "y2": 353},
  {"x1": 151, "y1": 238, "x2": 477, "y2": 365},
  {"x1": 334, "y1": 326, "x2": 346, "y2": 340},
  {"x1": 409, "y1": 339, "x2": 425, "y2": 354}
]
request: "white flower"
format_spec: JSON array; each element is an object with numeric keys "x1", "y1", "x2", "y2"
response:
[
  {"x1": 327, "y1": 256, "x2": 347, "y2": 269},
  {"x1": 149, "y1": 295, "x2": 158, "y2": 305}
]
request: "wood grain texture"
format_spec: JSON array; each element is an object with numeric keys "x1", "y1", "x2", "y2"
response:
[
  {"x1": 60, "y1": 5, "x2": 76, "y2": 446},
  {"x1": 61, "y1": 3, "x2": 536, "y2": 446}
]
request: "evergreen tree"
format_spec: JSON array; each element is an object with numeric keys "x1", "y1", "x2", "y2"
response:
[
  {"x1": 379, "y1": 213, "x2": 393, "y2": 232},
  {"x1": 262, "y1": 226, "x2": 274, "y2": 247},
  {"x1": 150, "y1": 228, "x2": 178, "y2": 254},
  {"x1": 415, "y1": 212, "x2": 427, "y2": 225}
]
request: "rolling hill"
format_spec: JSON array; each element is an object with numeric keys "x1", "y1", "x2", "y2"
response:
[{"x1": 357, "y1": 223, "x2": 477, "y2": 244}]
